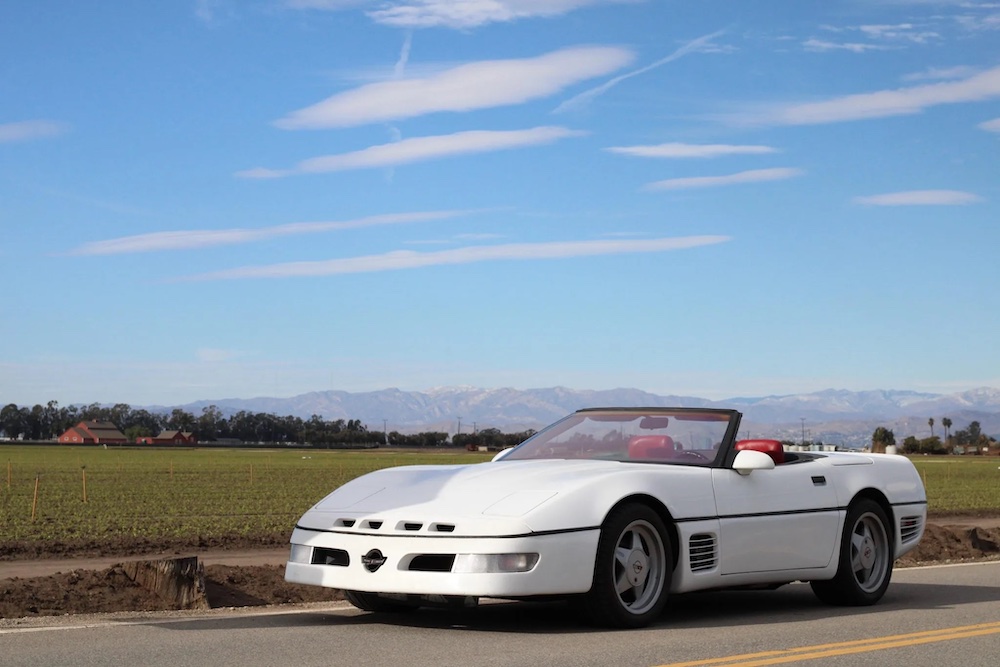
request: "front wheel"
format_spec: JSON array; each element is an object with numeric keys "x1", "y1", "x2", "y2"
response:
[
  {"x1": 580, "y1": 503, "x2": 672, "y2": 628},
  {"x1": 811, "y1": 498, "x2": 893, "y2": 606}
]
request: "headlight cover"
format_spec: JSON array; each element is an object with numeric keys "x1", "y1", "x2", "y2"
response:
[{"x1": 452, "y1": 553, "x2": 540, "y2": 573}]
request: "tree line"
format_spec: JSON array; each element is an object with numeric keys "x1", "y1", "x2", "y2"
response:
[
  {"x1": 871, "y1": 419, "x2": 996, "y2": 455},
  {"x1": 0, "y1": 400, "x2": 534, "y2": 449}
]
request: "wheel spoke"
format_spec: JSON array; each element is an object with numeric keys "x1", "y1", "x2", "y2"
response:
[{"x1": 615, "y1": 568, "x2": 634, "y2": 595}]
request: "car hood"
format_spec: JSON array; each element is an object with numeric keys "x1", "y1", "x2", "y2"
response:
[{"x1": 296, "y1": 459, "x2": 650, "y2": 536}]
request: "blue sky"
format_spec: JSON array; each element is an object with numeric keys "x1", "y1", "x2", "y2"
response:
[{"x1": 2, "y1": 0, "x2": 998, "y2": 407}]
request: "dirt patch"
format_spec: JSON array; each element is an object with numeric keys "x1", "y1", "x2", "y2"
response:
[
  {"x1": 1, "y1": 519, "x2": 998, "y2": 620},
  {"x1": 0, "y1": 563, "x2": 343, "y2": 619}
]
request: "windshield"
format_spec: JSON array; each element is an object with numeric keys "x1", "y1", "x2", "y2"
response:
[{"x1": 502, "y1": 408, "x2": 739, "y2": 466}]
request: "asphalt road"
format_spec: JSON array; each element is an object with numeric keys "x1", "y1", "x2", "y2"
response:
[{"x1": 2, "y1": 561, "x2": 998, "y2": 667}]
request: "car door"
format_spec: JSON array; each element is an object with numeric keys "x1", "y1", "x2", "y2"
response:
[{"x1": 711, "y1": 462, "x2": 841, "y2": 575}]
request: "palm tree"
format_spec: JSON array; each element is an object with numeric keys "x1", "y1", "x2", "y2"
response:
[
  {"x1": 942, "y1": 417, "x2": 952, "y2": 445},
  {"x1": 928, "y1": 417, "x2": 935, "y2": 438}
]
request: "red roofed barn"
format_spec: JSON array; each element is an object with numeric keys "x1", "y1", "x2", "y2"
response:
[{"x1": 58, "y1": 421, "x2": 128, "y2": 445}]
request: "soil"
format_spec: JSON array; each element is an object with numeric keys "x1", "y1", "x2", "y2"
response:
[{"x1": 2, "y1": 517, "x2": 998, "y2": 620}]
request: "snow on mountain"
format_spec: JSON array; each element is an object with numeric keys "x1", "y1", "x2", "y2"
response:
[{"x1": 176, "y1": 386, "x2": 1000, "y2": 443}]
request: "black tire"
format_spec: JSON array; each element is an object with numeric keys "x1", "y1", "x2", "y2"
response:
[
  {"x1": 580, "y1": 503, "x2": 672, "y2": 628},
  {"x1": 810, "y1": 498, "x2": 894, "y2": 606},
  {"x1": 344, "y1": 590, "x2": 417, "y2": 613}
]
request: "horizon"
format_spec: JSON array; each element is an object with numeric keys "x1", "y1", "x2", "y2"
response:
[
  {"x1": 3, "y1": 1, "x2": 999, "y2": 407},
  {"x1": 6, "y1": 383, "x2": 1000, "y2": 412}
]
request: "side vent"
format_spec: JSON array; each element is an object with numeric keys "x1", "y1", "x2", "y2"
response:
[
  {"x1": 431, "y1": 523, "x2": 456, "y2": 533},
  {"x1": 689, "y1": 533, "x2": 718, "y2": 572},
  {"x1": 400, "y1": 522, "x2": 423, "y2": 532},
  {"x1": 899, "y1": 516, "x2": 923, "y2": 544}
]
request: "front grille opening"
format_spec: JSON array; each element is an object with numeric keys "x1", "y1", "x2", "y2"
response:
[
  {"x1": 312, "y1": 547, "x2": 350, "y2": 567},
  {"x1": 364, "y1": 520, "x2": 383, "y2": 530},
  {"x1": 336, "y1": 519, "x2": 356, "y2": 528},
  {"x1": 408, "y1": 554, "x2": 456, "y2": 572},
  {"x1": 432, "y1": 523, "x2": 456, "y2": 533},
  {"x1": 401, "y1": 522, "x2": 423, "y2": 531}
]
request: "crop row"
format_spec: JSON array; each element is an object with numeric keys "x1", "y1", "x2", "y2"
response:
[{"x1": 0, "y1": 446, "x2": 491, "y2": 543}]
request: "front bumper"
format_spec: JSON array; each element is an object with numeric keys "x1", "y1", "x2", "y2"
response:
[{"x1": 285, "y1": 526, "x2": 600, "y2": 598}]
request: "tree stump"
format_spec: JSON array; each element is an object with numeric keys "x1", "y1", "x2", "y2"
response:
[{"x1": 121, "y1": 556, "x2": 209, "y2": 609}]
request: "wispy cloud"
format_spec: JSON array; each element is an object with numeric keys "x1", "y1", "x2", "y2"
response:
[
  {"x1": 858, "y1": 23, "x2": 939, "y2": 42},
  {"x1": 66, "y1": 210, "x2": 470, "y2": 256},
  {"x1": 238, "y1": 126, "x2": 585, "y2": 178},
  {"x1": 285, "y1": 0, "x2": 623, "y2": 28},
  {"x1": 607, "y1": 142, "x2": 777, "y2": 159},
  {"x1": 177, "y1": 235, "x2": 732, "y2": 281},
  {"x1": 802, "y1": 39, "x2": 891, "y2": 53},
  {"x1": 0, "y1": 120, "x2": 68, "y2": 144},
  {"x1": 275, "y1": 46, "x2": 632, "y2": 129},
  {"x1": 902, "y1": 65, "x2": 978, "y2": 82},
  {"x1": 762, "y1": 65, "x2": 1000, "y2": 125},
  {"x1": 554, "y1": 30, "x2": 724, "y2": 114},
  {"x1": 394, "y1": 31, "x2": 413, "y2": 78},
  {"x1": 365, "y1": 0, "x2": 621, "y2": 29},
  {"x1": 644, "y1": 167, "x2": 803, "y2": 191},
  {"x1": 286, "y1": 0, "x2": 365, "y2": 8},
  {"x1": 853, "y1": 190, "x2": 985, "y2": 205},
  {"x1": 979, "y1": 117, "x2": 1000, "y2": 132}
]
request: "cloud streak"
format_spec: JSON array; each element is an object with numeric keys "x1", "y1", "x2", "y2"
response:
[
  {"x1": 238, "y1": 127, "x2": 585, "y2": 178},
  {"x1": 178, "y1": 235, "x2": 732, "y2": 281},
  {"x1": 644, "y1": 168, "x2": 803, "y2": 191},
  {"x1": 980, "y1": 117, "x2": 1000, "y2": 132},
  {"x1": 765, "y1": 65, "x2": 1000, "y2": 125},
  {"x1": 66, "y1": 210, "x2": 471, "y2": 256},
  {"x1": 554, "y1": 30, "x2": 724, "y2": 114},
  {"x1": 365, "y1": 0, "x2": 617, "y2": 29},
  {"x1": 607, "y1": 142, "x2": 777, "y2": 159},
  {"x1": 275, "y1": 46, "x2": 632, "y2": 129},
  {"x1": 853, "y1": 190, "x2": 985, "y2": 206},
  {"x1": 0, "y1": 120, "x2": 68, "y2": 143}
]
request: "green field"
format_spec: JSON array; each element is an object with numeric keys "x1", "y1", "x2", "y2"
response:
[
  {"x1": 0, "y1": 446, "x2": 996, "y2": 547},
  {"x1": 0, "y1": 446, "x2": 493, "y2": 545}
]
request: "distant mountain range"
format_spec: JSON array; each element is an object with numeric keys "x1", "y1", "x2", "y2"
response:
[{"x1": 168, "y1": 386, "x2": 1000, "y2": 448}]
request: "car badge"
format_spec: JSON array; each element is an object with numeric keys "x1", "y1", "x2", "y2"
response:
[{"x1": 362, "y1": 549, "x2": 387, "y2": 572}]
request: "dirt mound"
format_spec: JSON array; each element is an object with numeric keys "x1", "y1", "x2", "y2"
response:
[
  {"x1": 0, "y1": 564, "x2": 342, "y2": 619},
  {"x1": 1, "y1": 521, "x2": 998, "y2": 619}
]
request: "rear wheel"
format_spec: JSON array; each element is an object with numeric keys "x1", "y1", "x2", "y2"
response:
[
  {"x1": 344, "y1": 590, "x2": 417, "y2": 613},
  {"x1": 811, "y1": 498, "x2": 893, "y2": 605},
  {"x1": 580, "y1": 503, "x2": 672, "y2": 628}
]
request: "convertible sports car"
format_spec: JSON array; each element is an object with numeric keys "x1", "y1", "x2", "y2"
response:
[{"x1": 285, "y1": 407, "x2": 927, "y2": 628}]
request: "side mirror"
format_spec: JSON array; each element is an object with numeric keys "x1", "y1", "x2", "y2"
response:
[{"x1": 733, "y1": 449, "x2": 775, "y2": 476}]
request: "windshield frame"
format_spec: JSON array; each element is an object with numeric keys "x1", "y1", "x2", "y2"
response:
[{"x1": 500, "y1": 407, "x2": 742, "y2": 467}]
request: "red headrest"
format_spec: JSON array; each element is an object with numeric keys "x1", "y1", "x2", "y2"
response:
[
  {"x1": 735, "y1": 439, "x2": 785, "y2": 464},
  {"x1": 628, "y1": 435, "x2": 676, "y2": 459}
]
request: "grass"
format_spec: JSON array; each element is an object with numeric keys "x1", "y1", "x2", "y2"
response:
[
  {"x1": 0, "y1": 447, "x2": 996, "y2": 546},
  {"x1": 0, "y1": 446, "x2": 492, "y2": 545},
  {"x1": 910, "y1": 456, "x2": 1000, "y2": 516}
]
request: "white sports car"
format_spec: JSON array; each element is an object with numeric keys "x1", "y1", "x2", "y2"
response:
[{"x1": 285, "y1": 407, "x2": 927, "y2": 628}]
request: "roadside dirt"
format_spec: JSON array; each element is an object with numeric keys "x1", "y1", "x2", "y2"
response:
[{"x1": 1, "y1": 517, "x2": 998, "y2": 620}]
